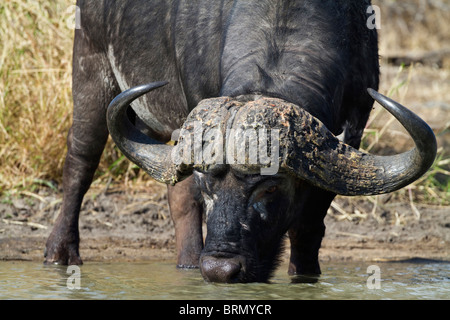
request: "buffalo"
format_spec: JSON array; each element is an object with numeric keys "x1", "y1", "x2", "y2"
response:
[{"x1": 45, "y1": 0, "x2": 437, "y2": 283}]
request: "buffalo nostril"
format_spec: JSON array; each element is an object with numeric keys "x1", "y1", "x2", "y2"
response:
[{"x1": 201, "y1": 257, "x2": 242, "y2": 283}]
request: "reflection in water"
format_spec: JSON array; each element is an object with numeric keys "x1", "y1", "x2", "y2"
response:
[
  {"x1": 290, "y1": 274, "x2": 320, "y2": 284},
  {"x1": 0, "y1": 260, "x2": 449, "y2": 299}
]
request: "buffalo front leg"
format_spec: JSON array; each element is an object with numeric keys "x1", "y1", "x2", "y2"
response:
[
  {"x1": 44, "y1": 30, "x2": 116, "y2": 264},
  {"x1": 44, "y1": 121, "x2": 108, "y2": 265},
  {"x1": 288, "y1": 187, "x2": 336, "y2": 275},
  {"x1": 168, "y1": 176, "x2": 203, "y2": 268}
]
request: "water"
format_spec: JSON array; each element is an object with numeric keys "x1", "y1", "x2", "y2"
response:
[{"x1": 0, "y1": 260, "x2": 449, "y2": 300}]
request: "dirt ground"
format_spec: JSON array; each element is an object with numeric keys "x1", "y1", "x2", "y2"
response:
[{"x1": 1, "y1": 175, "x2": 449, "y2": 265}]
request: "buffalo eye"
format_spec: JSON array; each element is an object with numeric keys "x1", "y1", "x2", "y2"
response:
[{"x1": 265, "y1": 185, "x2": 278, "y2": 194}]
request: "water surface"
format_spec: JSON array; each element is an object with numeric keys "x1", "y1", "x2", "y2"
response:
[{"x1": 0, "y1": 260, "x2": 448, "y2": 300}]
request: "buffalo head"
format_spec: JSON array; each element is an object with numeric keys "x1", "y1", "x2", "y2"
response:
[{"x1": 106, "y1": 82, "x2": 436, "y2": 282}]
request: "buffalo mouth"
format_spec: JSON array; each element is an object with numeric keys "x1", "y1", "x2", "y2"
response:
[
  {"x1": 107, "y1": 82, "x2": 437, "y2": 197},
  {"x1": 199, "y1": 250, "x2": 274, "y2": 283},
  {"x1": 199, "y1": 252, "x2": 247, "y2": 283}
]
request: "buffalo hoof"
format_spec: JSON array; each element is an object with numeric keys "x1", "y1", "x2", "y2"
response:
[
  {"x1": 288, "y1": 260, "x2": 321, "y2": 276},
  {"x1": 44, "y1": 237, "x2": 82, "y2": 265},
  {"x1": 44, "y1": 247, "x2": 83, "y2": 265}
]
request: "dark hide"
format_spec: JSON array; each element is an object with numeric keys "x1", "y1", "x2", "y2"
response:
[{"x1": 45, "y1": 0, "x2": 379, "y2": 282}]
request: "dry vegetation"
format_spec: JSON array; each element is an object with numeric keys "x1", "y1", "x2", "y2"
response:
[
  {"x1": 0, "y1": 0, "x2": 449, "y2": 209},
  {"x1": 1, "y1": 1, "x2": 72, "y2": 192},
  {"x1": 367, "y1": 0, "x2": 450, "y2": 206},
  {"x1": 0, "y1": 0, "x2": 137, "y2": 195}
]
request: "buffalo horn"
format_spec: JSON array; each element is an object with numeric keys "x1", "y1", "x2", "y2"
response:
[
  {"x1": 106, "y1": 82, "x2": 193, "y2": 185},
  {"x1": 283, "y1": 89, "x2": 437, "y2": 196}
]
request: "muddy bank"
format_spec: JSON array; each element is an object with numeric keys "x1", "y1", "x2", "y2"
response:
[{"x1": 1, "y1": 184, "x2": 449, "y2": 265}]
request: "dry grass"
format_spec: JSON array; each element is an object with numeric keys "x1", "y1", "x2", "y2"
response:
[
  {"x1": 374, "y1": 0, "x2": 450, "y2": 54},
  {"x1": 1, "y1": 0, "x2": 449, "y2": 207},
  {"x1": 359, "y1": 63, "x2": 449, "y2": 207},
  {"x1": 0, "y1": 0, "x2": 73, "y2": 192},
  {"x1": 0, "y1": 0, "x2": 132, "y2": 194},
  {"x1": 365, "y1": 0, "x2": 450, "y2": 206},
  {"x1": 329, "y1": 0, "x2": 450, "y2": 221}
]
